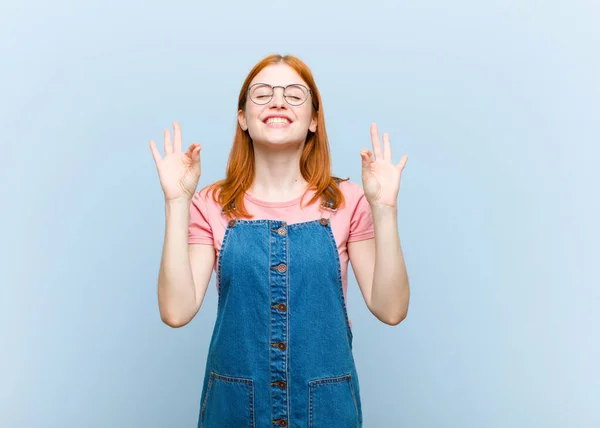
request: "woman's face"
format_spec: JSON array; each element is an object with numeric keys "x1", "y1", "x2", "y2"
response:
[{"x1": 238, "y1": 63, "x2": 317, "y2": 147}]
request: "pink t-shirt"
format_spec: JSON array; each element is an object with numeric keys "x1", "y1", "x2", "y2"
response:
[{"x1": 188, "y1": 179, "x2": 375, "y2": 327}]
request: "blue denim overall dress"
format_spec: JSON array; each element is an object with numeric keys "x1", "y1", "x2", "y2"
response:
[{"x1": 197, "y1": 183, "x2": 363, "y2": 427}]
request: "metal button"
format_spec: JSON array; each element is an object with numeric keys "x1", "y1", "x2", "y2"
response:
[
  {"x1": 319, "y1": 218, "x2": 329, "y2": 226},
  {"x1": 272, "y1": 263, "x2": 286, "y2": 273},
  {"x1": 271, "y1": 380, "x2": 286, "y2": 390},
  {"x1": 277, "y1": 342, "x2": 286, "y2": 351},
  {"x1": 277, "y1": 303, "x2": 286, "y2": 312},
  {"x1": 228, "y1": 219, "x2": 236, "y2": 227},
  {"x1": 277, "y1": 227, "x2": 286, "y2": 236}
]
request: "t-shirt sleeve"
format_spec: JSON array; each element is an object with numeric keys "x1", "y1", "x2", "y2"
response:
[
  {"x1": 348, "y1": 186, "x2": 375, "y2": 242},
  {"x1": 188, "y1": 190, "x2": 214, "y2": 245}
]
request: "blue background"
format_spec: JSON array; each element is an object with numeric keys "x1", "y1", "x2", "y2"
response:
[{"x1": 1, "y1": 0, "x2": 598, "y2": 426}]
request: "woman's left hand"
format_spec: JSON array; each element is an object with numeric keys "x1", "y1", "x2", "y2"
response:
[{"x1": 360, "y1": 123, "x2": 408, "y2": 208}]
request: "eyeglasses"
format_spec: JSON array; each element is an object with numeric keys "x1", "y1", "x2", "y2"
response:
[{"x1": 248, "y1": 83, "x2": 313, "y2": 107}]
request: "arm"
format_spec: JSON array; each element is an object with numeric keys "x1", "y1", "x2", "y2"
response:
[
  {"x1": 352, "y1": 122, "x2": 410, "y2": 325},
  {"x1": 157, "y1": 198, "x2": 215, "y2": 328},
  {"x1": 348, "y1": 204, "x2": 409, "y2": 326}
]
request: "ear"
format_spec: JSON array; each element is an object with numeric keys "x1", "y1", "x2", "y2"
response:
[
  {"x1": 309, "y1": 114, "x2": 317, "y2": 133},
  {"x1": 237, "y1": 109, "x2": 248, "y2": 131}
]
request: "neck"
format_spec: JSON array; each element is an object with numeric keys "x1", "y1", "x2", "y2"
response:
[{"x1": 248, "y1": 142, "x2": 309, "y2": 202}]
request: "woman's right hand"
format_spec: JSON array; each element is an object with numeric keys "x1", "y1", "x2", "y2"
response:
[{"x1": 150, "y1": 121, "x2": 202, "y2": 202}]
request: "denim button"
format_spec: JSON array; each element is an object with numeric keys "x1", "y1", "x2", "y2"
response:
[
  {"x1": 319, "y1": 218, "x2": 328, "y2": 226},
  {"x1": 277, "y1": 303, "x2": 287, "y2": 312},
  {"x1": 277, "y1": 227, "x2": 286, "y2": 236},
  {"x1": 277, "y1": 342, "x2": 286, "y2": 351},
  {"x1": 274, "y1": 419, "x2": 288, "y2": 427},
  {"x1": 271, "y1": 380, "x2": 287, "y2": 389},
  {"x1": 274, "y1": 263, "x2": 287, "y2": 273},
  {"x1": 228, "y1": 219, "x2": 236, "y2": 227}
]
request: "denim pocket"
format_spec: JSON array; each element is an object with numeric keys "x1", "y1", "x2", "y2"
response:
[
  {"x1": 308, "y1": 374, "x2": 360, "y2": 428},
  {"x1": 200, "y1": 371, "x2": 255, "y2": 428}
]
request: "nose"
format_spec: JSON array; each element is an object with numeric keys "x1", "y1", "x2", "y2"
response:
[{"x1": 270, "y1": 87, "x2": 286, "y2": 108}]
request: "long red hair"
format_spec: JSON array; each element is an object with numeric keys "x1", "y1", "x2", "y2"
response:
[{"x1": 205, "y1": 53, "x2": 347, "y2": 219}]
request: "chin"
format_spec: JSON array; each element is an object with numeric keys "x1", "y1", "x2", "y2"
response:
[{"x1": 256, "y1": 137, "x2": 303, "y2": 147}]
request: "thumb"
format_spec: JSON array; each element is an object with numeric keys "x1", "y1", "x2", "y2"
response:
[
  {"x1": 193, "y1": 144, "x2": 202, "y2": 162},
  {"x1": 360, "y1": 149, "x2": 372, "y2": 170}
]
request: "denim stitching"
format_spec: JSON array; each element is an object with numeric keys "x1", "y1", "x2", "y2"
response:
[
  {"x1": 348, "y1": 376, "x2": 360, "y2": 423},
  {"x1": 250, "y1": 379, "x2": 255, "y2": 428},
  {"x1": 284, "y1": 220, "x2": 291, "y2": 422},
  {"x1": 308, "y1": 374, "x2": 353, "y2": 428},
  {"x1": 202, "y1": 372, "x2": 255, "y2": 427},
  {"x1": 216, "y1": 224, "x2": 234, "y2": 309},
  {"x1": 199, "y1": 376, "x2": 214, "y2": 427},
  {"x1": 323, "y1": 223, "x2": 354, "y2": 344},
  {"x1": 268, "y1": 222, "x2": 273, "y2": 417}
]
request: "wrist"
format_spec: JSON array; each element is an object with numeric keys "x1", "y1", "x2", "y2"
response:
[
  {"x1": 165, "y1": 196, "x2": 192, "y2": 206},
  {"x1": 165, "y1": 197, "x2": 192, "y2": 215},
  {"x1": 369, "y1": 203, "x2": 398, "y2": 217}
]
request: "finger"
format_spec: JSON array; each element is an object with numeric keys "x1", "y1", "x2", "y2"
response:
[
  {"x1": 396, "y1": 154, "x2": 408, "y2": 172},
  {"x1": 173, "y1": 121, "x2": 182, "y2": 153},
  {"x1": 186, "y1": 142, "x2": 199, "y2": 153},
  {"x1": 361, "y1": 148, "x2": 371, "y2": 170},
  {"x1": 382, "y1": 132, "x2": 392, "y2": 162},
  {"x1": 360, "y1": 149, "x2": 372, "y2": 164},
  {"x1": 193, "y1": 145, "x2": 202, "y2": 164},
  {"x1": 164, "y1": 129, "x2": 173, "y2": 156},
  {"x1": 187, "y1": 143, "x2": 201, "y2": 160},
  {"x1": 370, "y1": 123, "x2": 383, "y2": 161},
  {"x1": 149, "y1": 140, "x2": 162, "y2": 165}
]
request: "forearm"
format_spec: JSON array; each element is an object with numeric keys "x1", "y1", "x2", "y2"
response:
[
  {"x1": 370, "y1": 204, "x2": 410, "y2": 324},
  {"x1": 157, "y1": 198, "x2": 197, "y2": 325}
]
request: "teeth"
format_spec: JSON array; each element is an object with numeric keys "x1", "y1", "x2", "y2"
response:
[{"x1": 266, "y1": 117, "x2": 289, "y2": 124}]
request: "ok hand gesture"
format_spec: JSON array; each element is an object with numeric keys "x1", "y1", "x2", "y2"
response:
[
  {"x1": 360, "y1": 123, "x2": 408, "y2": 208},
  {"x1": 149, "y1": 121, "x2": 202, "y2": 202}
]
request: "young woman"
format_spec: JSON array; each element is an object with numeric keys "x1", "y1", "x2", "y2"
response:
[{"x1": 150, "y1": 54, "x2": 410, "y2": 427}]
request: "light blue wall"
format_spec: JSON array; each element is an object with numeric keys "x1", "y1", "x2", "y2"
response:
[{"x1": 1, "y1": 0, "x2": 598, "y2": 426}]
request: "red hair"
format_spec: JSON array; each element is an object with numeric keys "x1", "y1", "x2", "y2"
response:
[{"x1": 205, "y1": 53, "x2": 347, "y2": 219}]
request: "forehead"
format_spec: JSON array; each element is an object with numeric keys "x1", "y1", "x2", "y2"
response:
[{"x1": 250, "y1": 63, "x2": 307, "y2": 87}]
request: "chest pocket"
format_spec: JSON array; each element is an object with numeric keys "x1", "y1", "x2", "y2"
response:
[
  {"x1": 308, "y1": 374, "x2": 361, "y2": 427},
  {"x1": 200, "y1": 371, "x2": 255, "y2": 428}
]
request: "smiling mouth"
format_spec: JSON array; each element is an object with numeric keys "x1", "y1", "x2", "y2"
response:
[{"x1": 264, "y1": 117, "x2": 291, "y2": 126}]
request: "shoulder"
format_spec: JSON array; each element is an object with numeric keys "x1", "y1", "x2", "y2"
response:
[
  {"x1": 193, "y1": 182, "x2": 221, "y2": 203},
  {"x1": 336, "y1": 178, "x2": 367, "y2": 206},
  {"x1": 190, "y1": 183, "x2": 223, "y2": 215},
  {"x1": 337, "y1": 178, "x2": 363, "y2": 194}
]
